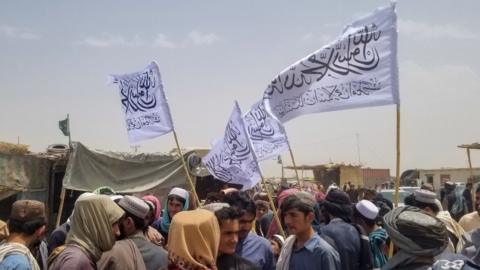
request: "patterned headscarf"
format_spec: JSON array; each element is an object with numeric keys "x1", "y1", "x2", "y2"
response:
[
  {"x1": 168, "y1": 209, "x2": 220, "y2": 270},
  {"x1": 66, "y1": 195, "x2": 124, "y2": 261}
]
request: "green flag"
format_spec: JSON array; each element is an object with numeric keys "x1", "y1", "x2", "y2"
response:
[{"x1": 59, "y1": 117, "x2": 69, "y2": 136}]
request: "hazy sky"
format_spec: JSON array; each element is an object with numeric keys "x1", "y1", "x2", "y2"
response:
[{"x1": 1, "y1": 0, "x2": 479, "y2": 177}]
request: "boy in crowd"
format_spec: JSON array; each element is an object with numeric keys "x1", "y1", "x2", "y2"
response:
[
  {"x1": 224, "y1": 191, "x2": 274, "y2": 270},
  {"x1": 276, "y1": 192, "x2": 340, "y2": 270},
  {"x1": 215, "y1": 206, "x2": 260, "y2": 270}
]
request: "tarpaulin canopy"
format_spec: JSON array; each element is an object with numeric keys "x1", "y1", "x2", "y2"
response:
[
  {"x1": 0, "y1": 152, "x2": 53, "y2": 200},
  {"x1": 63, "y1": 142, "x2": 196, "y2": 193}
]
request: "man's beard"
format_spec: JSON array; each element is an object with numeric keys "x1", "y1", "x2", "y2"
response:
[
  {"x1": 238, "y1": 230, "x2": 249, "y2": 240},
  {"x1": 29, "y1": 236, "x2": 43, "y2": 249},
  {"x1": 117, "y1": 223, "x2": 127, "y2": 240}
]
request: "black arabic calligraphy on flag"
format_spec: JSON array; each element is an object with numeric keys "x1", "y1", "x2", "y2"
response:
[
  {"x1": 243, "y1": 101, "x2": 289, "y2": 161},
  {"x1": 111, "y1": 62, "x2": 174, "y2": 143},
  {"x1": 263, "y1": 4, "x2": 399, "y2": 123},
  {"x1": 203, "y1": 101, "x2": 261, "y2": 190}
]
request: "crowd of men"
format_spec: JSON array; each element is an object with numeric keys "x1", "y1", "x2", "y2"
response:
[{"x1": 1, "y1": 181, "x2": 480, "y2": 270}]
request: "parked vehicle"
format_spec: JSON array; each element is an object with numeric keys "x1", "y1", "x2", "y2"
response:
[
  {"x1": 379, "y1": 189, "x2": 413, "y2": 207},
  {"x1": 399, "y1": 186, "x2": 420, "y2": 193}
]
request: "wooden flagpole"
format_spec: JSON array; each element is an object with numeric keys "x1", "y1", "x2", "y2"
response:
[
  {"x1": 287, "y1": 140, "x2": 302, "y2": 189},
  {"x1": 389, "y1": 104, "x2": 401, "y2": 258},
  {"x1": 56, "y1": 113, "x2": 71, "y2": 228},
  {"x1": 282, "y1": 129, "x2": 301, "y2": 188},
  {"x1": 67, "y1": 114, "x2": 71, "y2": 148},
  {"x1": 55, "y1": 188, "x2": 66, "y2": 227},
  {"x1": 261, "y1": 174, "x2": 286, "y2": 238},
  {"x1": 172, "y1": 130, "x2": 201, "y2": 206},
  {"x1": 393, "y1": 105, "x2": 401, "y2": 207},
  {"x1": 467, "y1": 148, "x2": 474, "y2": 180}
]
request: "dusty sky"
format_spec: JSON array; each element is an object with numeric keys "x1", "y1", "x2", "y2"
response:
[{"x1": 1, "y1": 0, "x2": 479, "y2": 177}]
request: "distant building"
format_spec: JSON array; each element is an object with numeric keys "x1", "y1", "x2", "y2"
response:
[
  {"x1": 418, "y1": 167, "x2": 480, "y2": 191},
  {"x1": 285, "y1": 163, "x2": 362, "y2": 188},
  {"x1": 362, "y1": 168, "x2": 391, "y2": 188},
  {"x1": 284, "y1": 164, "x2": 391, "y2": 189}
]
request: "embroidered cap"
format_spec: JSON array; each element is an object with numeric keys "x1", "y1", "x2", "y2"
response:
[
  {"x1": 10, "y1": 200, "x2": 46, "y2": 222},
  {"x1": 414, "y1": 189, "x2": 437, "y2": 204},
  {"x1": 118, "y1": 195, "x2": 150, "y2": 219}
]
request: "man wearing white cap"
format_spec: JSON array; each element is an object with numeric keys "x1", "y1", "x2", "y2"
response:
[{"x1": 353, "y1": 200, "x2": 387, "y2": 269}]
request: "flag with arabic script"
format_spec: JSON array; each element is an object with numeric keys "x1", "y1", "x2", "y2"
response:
[
  {"x1": 244, "y1": 101, "x2": 289, "y2": 161},
  {"x1": 203, "y1": 101, "x2": 261, "y2": 190},
  {"x1": 110, "y1": 62, "x2": 174, "y2": 143},
  {"x1": 263, "y1": 3, "x2": 399, "y2": 123}
]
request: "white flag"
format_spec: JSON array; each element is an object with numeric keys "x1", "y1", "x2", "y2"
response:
[
  {"x1": 111, "y1": 62, "x2": 174, "y2": 143},
  {"x1": 263, "y1": 3, "x2": 399, "y2": 123},
  {"x1": 244, "y1": 101, "x2": 289, "y2": 161},
  {"x1": 203, "y1": 101, "x2": 261, "y2": 190}
]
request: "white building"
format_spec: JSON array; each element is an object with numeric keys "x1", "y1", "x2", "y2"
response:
[{"x1": 418, "y1": 167, "x2": 480, "y2": 191}]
